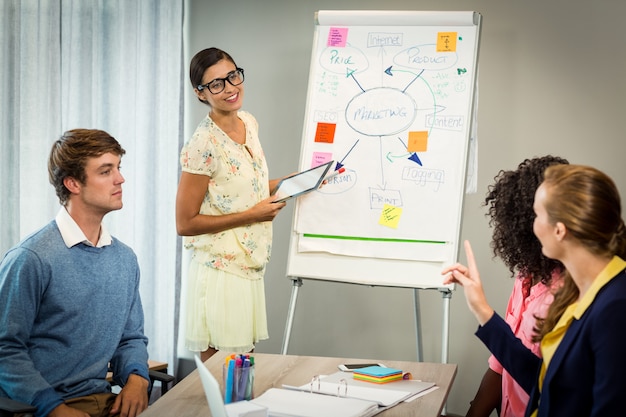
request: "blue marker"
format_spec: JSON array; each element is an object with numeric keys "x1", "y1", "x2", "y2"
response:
[
  {"x1": 238, "y1": 358, "x2": 251, "y2": 401},
  {"x1": 224, "y1": 359, "x2": 235, "y2": 403}
]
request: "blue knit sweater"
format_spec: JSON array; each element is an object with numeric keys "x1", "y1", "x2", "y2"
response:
[{"x1": 0, "y1": 220, "x2": 149, "y2": 417}]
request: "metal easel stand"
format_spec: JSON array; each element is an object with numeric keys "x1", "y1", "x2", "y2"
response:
[
  {"x1": 281, "y1": 277, "x2": 303, "y2": 355},
  {"x1": 439, "y1": 287, "x2": 452, "y2": 416},
  {"x1": 281, "y1": 277, "x2": 452, "y2": 368},
  {"x1": 413, "y1": 289, "x2": 424, "y2": 362},
  {"x1": 414, "y1": 287, "x2": 453, "y2": 415}
]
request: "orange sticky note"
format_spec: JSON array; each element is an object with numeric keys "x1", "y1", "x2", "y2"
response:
[
  {"x1": 408, "y1": 131, "x2": 428, "y2": 152},
  {"x1": 379, "y1": 204, "x2": 402, "y2": 229},
  {"x1": 436, "y1": 32, "x2": 457, "y2": 52},
  {"x1": 314, "y1": 122, "x2": 337, "y2": 143}
]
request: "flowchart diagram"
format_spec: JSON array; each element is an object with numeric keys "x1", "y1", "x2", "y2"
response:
[{"x1": 294, "y1": 21, "x2": 478, "y2": 262}]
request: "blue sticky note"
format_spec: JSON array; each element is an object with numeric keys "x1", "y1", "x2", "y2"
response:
[{"x1": 354, "y1": 366, "x2": 402, "y2": 377}]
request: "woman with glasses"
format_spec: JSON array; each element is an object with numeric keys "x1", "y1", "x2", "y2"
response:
[
  {"x1": 176, "y1": 48, "x2": 287, "y2": 362},
  {"x1": 443, "y1": 164, "x2": 626, "y2": 417}
]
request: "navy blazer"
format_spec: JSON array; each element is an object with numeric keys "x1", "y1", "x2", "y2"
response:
[{"x1": 476, "y1": 269, "x2": 626, "y2": 417}]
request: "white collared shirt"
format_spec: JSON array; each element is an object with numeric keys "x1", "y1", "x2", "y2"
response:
[{"x1": 55, "y1": 207, "x2": 112, "y2": 248}]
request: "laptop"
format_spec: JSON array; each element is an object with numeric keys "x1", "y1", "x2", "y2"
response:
[{"x1": 194, "y1": 356, "x2": 267, "y2": 417}]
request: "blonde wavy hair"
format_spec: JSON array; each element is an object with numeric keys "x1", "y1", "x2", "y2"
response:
[{"x1": 533, "y1": 164, "x2": 626, "y2": 341}]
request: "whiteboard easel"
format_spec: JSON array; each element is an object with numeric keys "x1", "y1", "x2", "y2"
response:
[{"x1": 281, "y1": 10, "x2": 481, "y2": 364}]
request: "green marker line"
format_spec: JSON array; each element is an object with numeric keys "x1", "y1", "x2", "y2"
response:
[{"x1": 303, "y1": 233, "x2": 447, "y2": 245}]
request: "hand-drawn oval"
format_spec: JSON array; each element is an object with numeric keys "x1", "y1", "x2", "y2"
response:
[
  {"x1": 345, "y1": 88, "x2": 416, "y2": 136},
  {"x1": 319, "y1": 46, "x2": 369, "y2": 74},
  {"x1": 393, "y1": 44, "x2": 458, "y2": 71},
  {"x1": 317, "y1": 169, "x2": 357, "y2": 195}
]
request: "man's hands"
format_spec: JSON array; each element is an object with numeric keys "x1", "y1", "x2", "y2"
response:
[
  {"x1": 48, "y1": 374, "x2": 149, "y2": 417},
  {"x1": 109, "y1": 374, "x2": 149, "y2": 417}
]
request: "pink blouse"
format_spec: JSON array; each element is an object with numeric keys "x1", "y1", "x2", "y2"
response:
[{"x1": 488, "y1": 271, "x2": 562, "y2": 417}]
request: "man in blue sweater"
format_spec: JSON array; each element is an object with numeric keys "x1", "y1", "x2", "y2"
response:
[{"x1": 0, "y1": 129, "x2": 150, "y2": 417}]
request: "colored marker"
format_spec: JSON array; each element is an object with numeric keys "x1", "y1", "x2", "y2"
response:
[
  {"x1": 224, "y1": 358, "x2": 235, "y2": 403},
  {"x1": 325, "y1": 166, "x2": 346, "y2": 180},
  {"x1": 234, "y1": 358, "x2": 243, "y2": 401},
  {"x1": 238, "y1": 358, "x2": 251, "y2": 401},
  {"x1": 245, "y1": 357, "x2": 255, "y2": 400}
]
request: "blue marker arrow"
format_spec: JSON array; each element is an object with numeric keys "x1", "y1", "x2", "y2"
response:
[{"x1": 408, "y1": 153, "x2": 423, "y2": 166}]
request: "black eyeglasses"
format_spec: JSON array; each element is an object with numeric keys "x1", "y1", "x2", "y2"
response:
[{"x1": 197, "y1": 68, "x2": 245, "y2": 94}]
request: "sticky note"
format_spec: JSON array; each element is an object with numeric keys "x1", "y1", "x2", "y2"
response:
[
  {"x1": 379, "y1": 204, "x2": 402, "y2": 229},
  {"x1": 354, "y1": 366, "x2": 402, "y2": 377},
  {"x1": 327, "y1": 27, "x2": 348, "y2": 47},
  {"x1": 314, "y1": 122, "x2": 336, "y2": 143},
  {"x1": 353, "y1": 366, "x2": 403, "y2": 384},
  {"x1": 436, "y1": 32, "x2": 457, "y2": 52},
  {"x1": 408, "y1": 131, "x2": 428, "y2": 152},
  {"x1": 312, "y1": 152, "x2": 333, "y2": 167}
]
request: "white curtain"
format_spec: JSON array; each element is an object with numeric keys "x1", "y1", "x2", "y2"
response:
[{"x1": 0, "y1": 0, "x2": 184, "y2": 375}]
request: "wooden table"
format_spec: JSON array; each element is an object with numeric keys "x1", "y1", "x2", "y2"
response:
[{"x1": 139, "y1": 352, "x2": 456, "y2": 417}]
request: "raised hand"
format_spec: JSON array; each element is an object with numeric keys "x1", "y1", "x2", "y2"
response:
[{"x1": 442, "y1": 240, "x2": 494, "y2": 325}]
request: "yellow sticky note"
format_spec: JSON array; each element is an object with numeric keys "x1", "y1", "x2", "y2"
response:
[
  {"x1": 408, "y1": 131, "x2": 428, "y2": 152},
  {"x1": 436, "y1": 32, "x2": 457, "y2": 52},
  {"x1": 379, "y1": 204, "x2": 402, "y2": 229}
]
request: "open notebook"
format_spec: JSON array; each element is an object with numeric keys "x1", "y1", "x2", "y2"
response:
[
  {"x1": 251, "y1": 388, "x2": 380, "y2": 417},
  {"x1": 290, "y1": 371, "x2": 437, "y2": 407}
]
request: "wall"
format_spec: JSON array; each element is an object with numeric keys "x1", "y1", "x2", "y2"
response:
[{"x1": 183, "y1": 0, "x2": 626, "y2": 414}]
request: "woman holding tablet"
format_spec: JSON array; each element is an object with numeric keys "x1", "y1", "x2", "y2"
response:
[{"x1": 176, "y1": 47, "x2": 286, "y2": 361}]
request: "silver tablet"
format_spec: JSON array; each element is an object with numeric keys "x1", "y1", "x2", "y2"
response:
[{"x1": 272, "y1": 160, "x2": 334, "y2": 203}]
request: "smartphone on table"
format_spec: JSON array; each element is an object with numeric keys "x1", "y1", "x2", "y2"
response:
[{"x1": 337, "y1": 363, "x2": 386, "y2": 372}]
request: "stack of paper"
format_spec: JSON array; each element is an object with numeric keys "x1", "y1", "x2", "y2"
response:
[{"x1": 353, "y1": 366, "x2": 403, "y2": 384}]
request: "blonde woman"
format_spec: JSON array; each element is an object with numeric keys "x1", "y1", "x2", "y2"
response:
[{"x1": 444, "y1": 164, "x2": 626, "y2": 417}]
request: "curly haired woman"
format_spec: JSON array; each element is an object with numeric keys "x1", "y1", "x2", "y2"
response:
[
  {"x1": 465, "y1": 156, "x2": 568, "y2": 417},
  {"x1": 445, "y1": 163, "x2": 626, "y2": 417}
]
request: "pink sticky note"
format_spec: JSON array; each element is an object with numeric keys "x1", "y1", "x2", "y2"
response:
[
  {"x1": 327, "y1": 27, "x2": 348, "y2": 47},
  {"x1": 312, "y1": 152, "x2": 333, "y2": 167}
]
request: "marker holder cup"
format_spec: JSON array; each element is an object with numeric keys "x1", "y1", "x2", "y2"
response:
[{"x1": 222, "y1": 362, "x2": 255, "y2": 403}]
